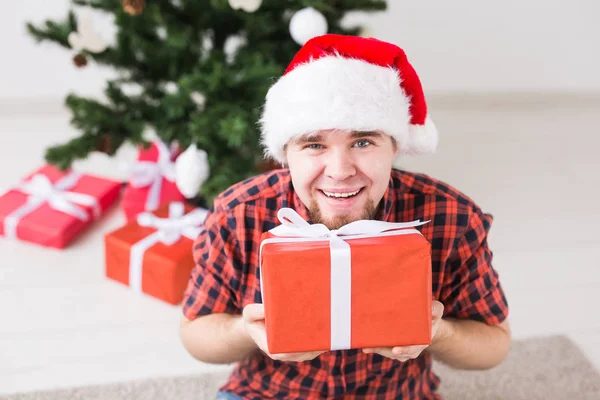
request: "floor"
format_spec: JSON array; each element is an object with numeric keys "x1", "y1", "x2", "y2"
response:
[{"x1": 0, "y1": 94, "x2": 599, "y2": 395}]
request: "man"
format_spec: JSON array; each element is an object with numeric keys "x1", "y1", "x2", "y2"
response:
[{"x1": 180, "y1": 34, "x2": 510, "y2": 399}]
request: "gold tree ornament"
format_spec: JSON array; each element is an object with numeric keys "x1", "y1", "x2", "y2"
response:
[
  {"x1": 122, "y1": 0, "x2": 146, "y2": 16},
  {"x1": 95, "y1": 134, "x2": 114, "y2": 154}
]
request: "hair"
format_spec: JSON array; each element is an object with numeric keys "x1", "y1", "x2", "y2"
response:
[{"x1": 307, "y1": 196, "x2": 377, "y2": 230}]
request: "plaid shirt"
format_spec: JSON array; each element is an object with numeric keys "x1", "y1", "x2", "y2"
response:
[{"x1": 183, "y1": 168, "x2": 509, "y2": 399}]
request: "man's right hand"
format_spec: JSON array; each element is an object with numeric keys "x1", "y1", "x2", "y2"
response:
[{"x1": 242, "y1": 303, "x2": 326, "y2": 362}]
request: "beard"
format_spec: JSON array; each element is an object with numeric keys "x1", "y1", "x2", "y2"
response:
[{"x1": 308, "y1": 197, "x2": 378, "y2": 230}]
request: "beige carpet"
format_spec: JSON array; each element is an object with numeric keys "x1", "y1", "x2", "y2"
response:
[{"x1": 3, "y1": 335, "x2": 599, "y2": 400}]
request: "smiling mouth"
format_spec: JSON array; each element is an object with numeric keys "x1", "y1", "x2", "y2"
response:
[{"x1": 319, "y1": 188, "x2": 364, "y2": 199}]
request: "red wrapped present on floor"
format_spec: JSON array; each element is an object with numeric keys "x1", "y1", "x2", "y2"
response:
[
  {"x1": 121, "y1": 140, "x2": 185, "y2": 222},
  {"x1": 0, "y1": 164, "x2": 121, "y2": 249},
  {"x1": 260, "y1": 208, "x2": 432, "y2": 354},
  {"x1": 104, "y1": 201, "x2": 207, "y2": 305}
]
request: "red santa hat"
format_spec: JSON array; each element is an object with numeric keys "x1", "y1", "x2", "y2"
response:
[{"x1": 259, "y1": 34, "x2": 438, "y2": 163}]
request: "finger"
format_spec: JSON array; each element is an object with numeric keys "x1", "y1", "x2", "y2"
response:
[
  {"x1": 393, "y1": 345, "x2": 426, "y2": 358},
  {"x1": 362, "y1": 348, "x2": 379, "y2": 354},
  {"x1": 432, "y1": 301, "x2": 444, "y2": 319},
  {"x1": 392, "y1": 345, "x2": 426, "y2": 356},
  {"x1": 362, "y1": 347, "x2": 393, "y2": 356},
  {"x1": 243, "y1": 303, "x2": 265, "y2": 322}
]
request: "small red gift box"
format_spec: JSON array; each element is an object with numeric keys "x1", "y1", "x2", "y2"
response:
[
  {"x1": 260, "y1": 208, "x2": 432, "y2": 354},
  {"x1": 0, "y1": 165, "x2": 121, "y2": 249},
  {"x1": 104, "y1": 201, "x2": 207, "y2": 305},
  {"x1": 121, "y1": 140, "x2": 185, "y2": 222}
]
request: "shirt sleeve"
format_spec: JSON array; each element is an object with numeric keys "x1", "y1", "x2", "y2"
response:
[
  {"x1": 440, "y1": 209, "x2": 509, "y2": 325},
  {"x1": 181, "y1": 206, "x2": 242, "y2": 320}
]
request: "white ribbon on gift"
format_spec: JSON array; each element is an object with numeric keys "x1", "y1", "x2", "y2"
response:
[
  {"x1": 260, "y1": 208, "x2": 429, "y2": 351},
  {"x1": 123, "y1": 140, "x2": 177, "y2": 212},
  {"x1": 3, "y1": 172, "x2": 101, "y2": 239},
  {"x1": 129, "y1": 201, "x2": 208, "y2": 293}
]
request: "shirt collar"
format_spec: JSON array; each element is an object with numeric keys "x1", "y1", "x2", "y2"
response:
[
  {"x1": 289, "y1": 181, "x2": 313, "y2": 224},
  {"x1": 376, "y1": 174, "x2": 396, "y2": 222}
]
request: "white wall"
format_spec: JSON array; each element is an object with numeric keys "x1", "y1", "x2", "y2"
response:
[
  {"x1": 353, "y1": 0, "x2": 600, "y2": 94},
  {"x1": 1, "y1": 0, "x2": 599, "y2": 101}
]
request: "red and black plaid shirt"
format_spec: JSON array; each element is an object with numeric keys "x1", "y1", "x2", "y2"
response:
[{"x1": 182, "y1": 168, "x2": 509, "y2": 399}]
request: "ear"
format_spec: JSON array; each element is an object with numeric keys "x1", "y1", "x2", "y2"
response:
[
  {"x1": 391, "y1": 136, "x2": 399, "y2": 156},
  {"x1": 281, "y1": 144, "x2": 289, "y2": 166}
]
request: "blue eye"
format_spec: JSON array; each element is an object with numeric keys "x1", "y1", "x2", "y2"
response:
[
  {"x1": 305, "y1": 144, "x2": 323, "y2": 150},
  {"x1": 354, "y1": 140, "x2": 372, "y2": 148}
]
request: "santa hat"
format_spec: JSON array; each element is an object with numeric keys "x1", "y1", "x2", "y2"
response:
[{"x1": 259, "y1": 34, "x2": 438, "y2": 163}]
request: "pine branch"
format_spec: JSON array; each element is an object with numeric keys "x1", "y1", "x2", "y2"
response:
[
  {"x1": 45, "y1": 135, "x2": 106, "y2": 170},
  {"x1": 71, "y1": 0, "x2": 120, "y2": 12},
  {"x1": 46, "y1": 92, "x2": 145, "y2": 169},
  {"x1": 25, "y1": 11, "x2": 77, "y2": 48}
]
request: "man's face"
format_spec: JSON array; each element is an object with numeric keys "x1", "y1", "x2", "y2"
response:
[{"x1": 285, "y1": 130, "x2": 397, "y2": 229}]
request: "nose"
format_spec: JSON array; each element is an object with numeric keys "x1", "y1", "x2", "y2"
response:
[{"x1": 324, "y1": 149, "x2": 356, "y2": 181}]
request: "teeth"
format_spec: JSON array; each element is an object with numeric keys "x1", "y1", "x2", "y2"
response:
[{"x1": 322, "y1": 189, "x2": 361, "y2": 198}]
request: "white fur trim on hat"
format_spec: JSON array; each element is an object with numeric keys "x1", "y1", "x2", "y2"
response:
[
  {"x1": 259, "y1": 55, "x2": 438, "y2": 162},
  {"x1": 407, "y1": 117, "x2": 438, "y2": 155}
]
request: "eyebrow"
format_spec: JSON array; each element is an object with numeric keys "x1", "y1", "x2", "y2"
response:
[
  {"x1": 293, "y1": 134, "x2": 323, "y2": 145},
  {"x1": 349, "y1": 131, "x2": 384, "y2": 140},
  {"x1": 293, "y1": 130, "x2": 383, "y2": 145}
]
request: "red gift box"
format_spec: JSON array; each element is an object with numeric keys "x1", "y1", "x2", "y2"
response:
[
  {"x1": 0, "y1": 165, "x2": 121, "y2": 249},
  {"x1": 121, "y1": 140, "x2": 185, "y2": 222},
  {"x1": 104, "y1": 201, "x2": 207, "y2": 305},
  {"x1": 260, "y1": 208, "x2": 432, "y2": 354}
]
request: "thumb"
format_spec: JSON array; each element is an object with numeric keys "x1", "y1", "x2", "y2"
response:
[
  {"x1": 432, "y1": 301, "x2": 444, "y2": 318},
  {"x1": 243, "y1": 303, "x2": 265, "y2": 322}
]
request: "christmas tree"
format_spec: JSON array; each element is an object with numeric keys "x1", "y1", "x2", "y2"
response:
[{"x1": 26, "y1": 0, "x2": 387, "y2": 203}]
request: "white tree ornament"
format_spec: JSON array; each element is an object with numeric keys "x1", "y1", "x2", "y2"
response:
[
  {"x1": 156, "y1": 26, "x2": 167, "y2": 40},
  {"x1": 164, "y1": 82, "x2": 178, "y2": 94},
  {"x1": 224, "y1": 34, "x2": 248, "y2": 64},
  {"x1": 68, "y1": 13, "x2": 108, "y2": 53},
  {"x1": 175, "y1": 144, "x2": 210, "y2": 198},
  {"x1": 190, "y1": 91, "x2": 206, "y2": 110},
  {"x1": 228, "y1": 0, "x2": 262, "y2": 13},
  {"x1": 289, "y1": 7, "x2": 328, "y2": 46}
]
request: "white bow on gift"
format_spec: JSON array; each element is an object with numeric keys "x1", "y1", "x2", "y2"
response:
[
  {"x1": 4, "y1": 172, "x2": 100, "y2": 239},
  {"x1": 129, "y1": 202, "x2": 208, "y2": 293},
  {"x1": 261, "y1": 208, "x2": 430, "y2": 351},
  {"x1": 124, "y1": 140, "x2": 177, "y2": 212},
  {"x1": 269, "y1": 208, "x2": 429, "y2": 238}
]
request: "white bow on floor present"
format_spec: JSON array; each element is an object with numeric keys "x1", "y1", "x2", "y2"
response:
[
  {"x1": 3, "y1": 172, "x2": 100, "y2": 239},
  {"x1": 129, "y1": 202, "x2": 208, "y2": 293},
  {"x1": 123, "y1": 140, "x2": 178, "y2": 211}
]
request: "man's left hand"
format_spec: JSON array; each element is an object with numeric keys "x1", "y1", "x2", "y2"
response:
[{"x1": 362, "y1": 300, "x2": 446, "y2": 362}]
